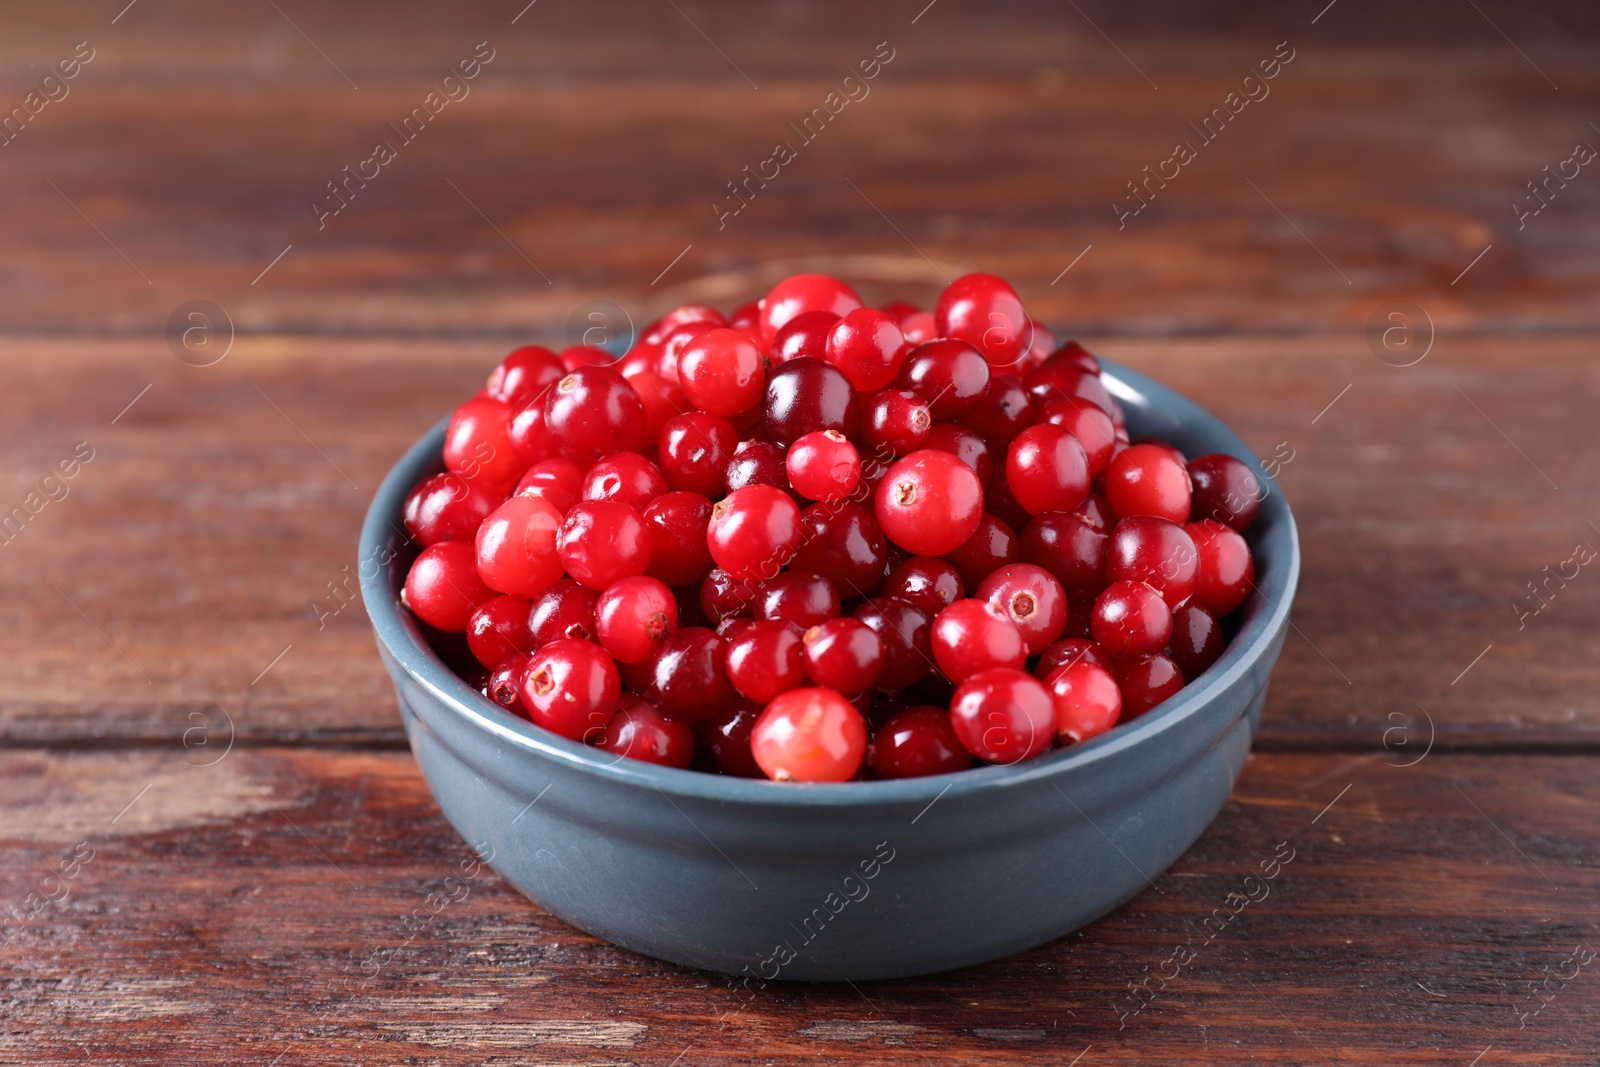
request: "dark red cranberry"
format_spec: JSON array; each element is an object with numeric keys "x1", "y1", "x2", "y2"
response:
[
  {"x1": 862, "y1": 388, "x2": 933, "y2": 454},
  {"x1": 1024, "y1": 362, "x2": 1116, "y2": 420},
  {"x1": 404, "y1": 541, "x2": 495, "y2": 631},
  {"x1": 773, "y1": 309, "x2": 842, "y2": 364},
  {"x1": 486, "y1": 652, "x2": 531, "y2": 715},
  {"x1": 1169, "y1": 602, "x2": 1226, "y2": 681},
  {"x1": 870, "y1": 706, "x2": 973, "y2": 778},
  {"x1": 403, "y1": 472, "x2": 503, "y2": 547},
  {"x1": 961, "y1": 373, "x2": 1033, "y2": 446},
  {"x1": 802, "y1": 617, "x2": 884, "y2": 693},
  {"x1": 949, "y1": 667, "x2": 1054, "y2": 763},
  {"x1": 983, "y1": 461, "x2": 1034, "y2": 535},
  {"x1": 943, "y1": 512, "x2": 1019, "y2": 591},
  {"x1": 1091, "y1": 580, "x2": 1173, "y2": 660},
  {"x1": 1115, "y1": 653, "x2": 1185, "y2": 719},
  {"x1": 854, "y1": 596, "x2": 933, "y2": 690},
  {"x1": 528, "y1": 579, "x2": 600, "y2": 646},
  {"x1": 724, "y1": 438, "x2": 794, "y2": 498},
  {"x1": 520, "y1": 638, "x2": 620, "y2": 742},
  {"x1": 1186, "y1": 519, "x2": 1255, "y2": 616},
  {"x1": 762, "y1": 357, "x2": 861, "y2": 445},
  {"x1": 595, "y1": 700, "x2": 695, "y2": 768},
  {"x1": 791, "y1": 501, "x2": 889, "y2": 597},
  {"x1": 544, "y1": 366, "x2": 645, "y2": 462},
  {"x1": 647, "y1": 626, "x2": 736, "y2": 721},
  {"x1": 700, "y1": 701, "x2": 764, "y2": 777},
  {"x1": 1034, "y1": 637, "x2": 1114, "y2": 680},
  {"x1": 486, "y1": 345, "x2": 563, "y2": 409},
  {"x1": 896, "y1": 339, "x2": 991, "y2": 419},
  {"x1": 1108, "y1": 515, "x2": 1199, "y2": 609},
  {"x1": 881, "y1": 556, "x2": 964, "y2": 618},
  {"x1": 724, "y1": 619, "x2": 805, "y2": 703},
  {"x1": 642, "y1": 491, "x2": 716, "y2": 587},
  {"x1": 466, "y1": 594, "x2": 533, "y2": 668},
  {"x1": 1105, "y1": 444, "x2": 1192, "y2": 524},
  {"x1": 926, "y1": 423, "x2": 994, "y2": 486},
  {"x1": 976, "y1": 563, "x2": 1067, "y2": 656},
  {"x1": 1046, "y1": 340, "x2": 1102, "y2": 376},
  {"x1": 759, "y1": 571, "x2": 841, "y2": 629},
  {"x1": 1187, "y1": 453, "x2": 1263, "y2": 531},
  {"x1": 1020, "y1": 511, "x2": 1109, "y2": 601},
  {"x1": 699, "y1": 568, "x2": 760, "y2": 623},
  {"x1": 659, "y1": 412, "x2": 738, "y2": 496},
  {"x1": 1077, "y1": 492, "x2": 1116, "y2": 533}
]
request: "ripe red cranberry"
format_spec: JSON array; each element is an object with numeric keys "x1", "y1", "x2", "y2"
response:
[
  {"x1": 544, "y1": 366, "x2": 645, "y2": 462},
  {"x1": 1046, "y1": 660, "x2": 1122, "y2": 743},
  {"x1": 1169, "y1": 602, "x2": 1226, "y2": 681},
  {"x1": 759, "y1": 274, "x2": 863, "y2": 345},
  {"x1": 759, "y1": 571, "x2": 841, "y2": 629},
  {"x1": 404, "y1": 541, "x2": 496, "y2": 631},
  {"x1": 403, "y1": 472, "x2": 503, "y2": 547},
  {"x1": 1034, "y1": 637, "x2": 1114, "y2": 680},
  {"x1": 486, "y1": 652, "x2": 530, "y2": 715},
  {"x1": 791, "y1": 501, "x2": 890, "y2": 595},
  {"x1": 943, "y1": 512, "x2": 1019, "y2": 591},
  {"x1": 1038, "y1": 397, "x2": 1117, "y2": 476},
  {"x1": 643, "y1": 303, "x2": 724, "y2": 345},
  {"x1": 444, "y1": 397, "x2": 524, "y2": 487},
  {"x1": 1188, "y1": 453, "x2": 1263, "y2": 531},
  {"x1": 1025, "y1": 361, "x2": 1117, "y2": 420},
  {"x1": 772, "y1": 309, "x2": 840, "y2": 364},
  {"x1": 1047, "y1": 340, "x2": 1102, "y2": 377},
  {"x1": 862, "y1": 388, "x2": 933, "y2": 454},
  {"x1": 624, "y1": 369, "x2": 686, "y2": 444},
  {"x1": 1185, "y1": 519, "x2": 1255, "y2": 616},
  {"x1": 699, "y1": 568, "x2": 760, "y2": 623},
  {"x1": 701, "y1": 701, "x2": 764, "y2": 777},
  {"x1": 595, "y1": 701, "x2": 694, "y2": 768},
  {"x1": 707, "y1": 485, "x2": 803, "y2": 583},
  {"x1": 1077, "y1": 492, "x2": 1116, "y2": 533},
  {"x1": 595, "y1": 575, "x2": 678, "y2": 664},
  {"x1": 787, "y1": 430, "x2": 860, "y2": 501},
  {"x1": 1105, "y1": 443, "x2": 1192, "y2": 524},
  {"x1": 641, "y1": 491, "x2": 716, "y2": 586},
  {"x1": 724, "y1": 438, "x2": 794, "y2": 497},
  {"x1": 520, "y1": 638, "x2": 620, "y2": 742},
  {"x1": 725, "y1": 619, "x2": 806, "y2": 703},
  {"x1": 934, "y1": 273, "x2": 1029, "y2": 368},
  {"x1": 1115, "y1": 653, "x2": 1184, "y2": 718},
  {"x1": 949, "y1": 667, "x2": 1054, "y2": 763},
  {"x1": 1108, "y1": 515, "x2": 1199, "y2": 609},
  {"x1": 854, "y1": 596, "x2": 933, "y2": 690},
  {"x1": 659, "y1": 412, "x2": 738, "y2": 496},
  {"x1": 486, "y1": 345, "x2": 563, "y2": 409},
  {"x1": 507, "y1": 396, "x2": 559, "y2": 466},
  {"x1": 514, "y1": 457, "x2": 585, "y2": 514},
  {"x1": 961, "y1": 373, "x2": 1033, "y2": 446},
  {"x1": 882, "y1": 556, "x2": 964, "y2": 619},
  {"x1": 824, "y1": 307, "x2": 909, "y2": 393},
  {"x1": 875, "y1": 449, "x2": 984, "y2": 557},
  {"x1": 475, "y1": 494, "x2": 565, "y2": 597},
  {"x1": 982, "y1": 461, "x2": 1033, "y2": 535},
  {"x1": 647, "y1": 626, "x2": 737, "y2": 721},
  {"x1": 528, "y1": 579, "x2": 600, "y2": 645},
  {"x1": 926, "y1": 423, "x2": 994, "y2": 486},
  {"x1": 896, "y1": 339, "x2": 991, "y2": 419},
  {"x1": 1020, "y1": 318, "x2": 1055, "y2": 373},
  {"x1": 557, "y1": 500, "x2": 652, "y2": 590},
  {"x1": 762, "y1": 357, "x2": 861, "y2": 445},
  {"x1": 871, "y1": 706, "x2": 973, "y2": 778},
  {"x1": 560, "y1": 345, "x2": 615, "y2": 371},
  {"x1": 901, "y1": 310, "x2": 936, "y2": 344},
  {"x1": 932, "y1": 598, "x2": 1027, "y2": 682},
  {"x1": 1006, "y1": 423, "x2": 1091, "y2": 517},
  {"x1": 678, "y1": 327, "x2": 766, "y2": 416},
  {"x1": 582, "y1": 452, "x2": 668, "y2": 509},
  {"x1": 802, "y1": 617, "x2": 884, "y2": 693},
  {"x1": 976, "y1": 563, "x2": 1067, "y2": 656},
  {"x1": 466, "y1": 594, "x2": 533, "y2": 668},
  {"x1": 750, "y1": 687, "x2": 867, "y2": 782},
  {"x1": 1020, "y1": 511, "x2": 1109, "y2": 601},
  {"x1": 1091, "y1": 580, "x2": 1173, "y2": 659}
]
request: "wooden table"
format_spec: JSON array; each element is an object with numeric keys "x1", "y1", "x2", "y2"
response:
[{"x1": 3, "y1": 1, "x2": 1598, "y2": 1062}]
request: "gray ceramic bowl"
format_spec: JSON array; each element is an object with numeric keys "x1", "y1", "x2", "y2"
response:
[{"x1": 360, "y1": 357, "x2": 1299, "y2": 983}]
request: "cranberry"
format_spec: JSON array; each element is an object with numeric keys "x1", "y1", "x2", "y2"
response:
[
  {"x1": 514, "y1": 457, "x2": 585, "y2": 514},
  {"x1": 507, "y1": 397, "x2": 560, "y2": 466},
  {"x1": 1077, "y1": 492, "x2": 1116, "y2": 533},
  {"x1": 926, "y1": 423, "x2": 994, "y2": 486},
  {"x1": 982, "y1": 461, "x2": 1033, "y2": 535},
  {"x1": 882, "y1": 556, "x2": 964, "y2": 618},
  {"x1": 659, "y1": 412, "x2": 738, "y2": 496},
  {"x1": 871, "y1": 706, "x2": 973, "y2": 778},
  {"x1": 404, "y1": 541, "x2": 496, "y2": 631},
  {"x1": 701, "y1": 701, "x2": 764, "y2": 777},
  {"x1": 545, "y1": 366, "x2": 645, "y2": 462},
  {"x1": 557, "y1": 500, "x2": 652, "y2": 590},
  {"x1": 528, "y1": 578, "x2": 600, "y2": 645},
  {"x1": 772, "y1": 309, "x2": 840, "y2": 364},
  {"x1": 763, "y1": 357, "x2": 860, "y2": 445},
  {"x1": 724, "y1": 438, "x2": 794, "y2": 498},
  {"x1": 560, "y1": 344, "x2": 615, "y2": 371},
  {"x1": 699, "y1": 568, "x2": 760, "y2": 623},
  {"x1": 1169, "y1": 602, "x2": 1226, "y2": 681},
  {"x1": 759, "y1": 571, "x2": 841, "y2": 629},
  {"x1": 1020, "y1": 318, "x2": 1055, "y2": 373},
  {"x1": 678, "y1": 327, "x2": 766, "y2": 416},
  {"x1": 943, "y1": 512, "x2": 1019, "y2": 591},
  {"x1": 1185, "y1": 519, "x2": 1255, "y2": 616},
  {"x1": 595, "y1": 575, "x2": 678, "y2": 664},
  {"x1": 466, "y1": 594, "x2": 533, "y2": 668},
  {"x1": 901, "y1": 310, "x2": 937, "y2": 344},
  {"x1": 595, "y1": 700, "x2": 695, "y2": 768},
  {"x1": 403, "y1": 472, "x2": 503, "y2": 547},
  {"x1": 1025, "y1": 362, "x2": 1116, "y2": 420},
  {"x1": 976, "y1": 563, "x2": 1067, "y2": 656},
  {"x1": 486, "y1": 652, "x2": 530, "y2": 714},
  {"x1": 582, "y1": 452, "x2": 668, "y2": 509},
  {"x1": 948, "y1": 667, "x2": 1054, "y2": 763},
  {"x1": 934, "y1": 273, "x2": 1029, "y2": 368},
  {"x1": 791, "y1": 501, "x2": 890, "y2": 595},
  {"x1": 1108, "y1": 515, "x2": 1199, "y2": 609},
  {"x1": 759, "y1": 274, "x2": 862, "y2": 345},
  {"x1": 644, "y1": 304, "x2": 724, "y2": 345},
  {"x1": 931, "y1": 598, "x2": 1027, "y2": 682},
  {"x1": 824, "y1": 307, "x2": 908, "y2": 393},
  {"x1": 642, "y1": 491, "x2": 716, "y2": 586},
  {"x1": 647, "y1": 626, "x2": 736, "y2": 721},
  {"x1": 803, "y1": 617, "x2": 884, "y2": 693},
  {"x1": 486, "y1": 345, "x2": 563, "y2": 409},
  {"x1": 1046, "y1": 661, "x2": 1122, "y2": 743},
  {"x1": 1019, "y1": 511, "x2": 1109, "y2": 601},
  {"x1": 854, "y1": 596, "x2": 933, "y2": 690},
  {"x1": 725, "y1": 619, "x2": 806, "y2": 703},
  {"x1": 1105, "y1": 443, "x2": 1192, "y2": 524},
  {"x1": 444, "y1": 397, "x2": 524, "y2": 487},
  {"x1": 726, "y1": 300, "x2": 761, "y2": 336},
  {"x1": 475, "y1": 494, "x2": 565, "y2": 597},
  {"x1": 624, "y1": 369, "x2": 686, "y2": 444},
  {"x1": 787, "y1": 430, "x2": 860, "y2": 501},
  {"x1": 862, "y1": 388, "x2": 933, "y2": 454},
  {"x1": 750, "y1": 687, "x2": 867, "y2": 782},
  {"x1": 1188, "y1": 453, "x2": 1263, "y2": 531},
  {"x1": 1039, "y1": 397, "x2": 1116, "y2": 477},
  {"x1": 875, "y1": 449, "x2": 984, "y2": 557},
  {"x1": 707, "y1": 485, "x2": 802, "y2": 583},
  {"x1": 1034, "y1": 637, "x2": 1114, "y2": 680},
  {"x1": 1047, "y1": 340, "x2": 1102, "y2": 377},
  {"x1": 1091, "y1": 580, "x2": 1173, "y2": 659},
  {"x1": 1115, "y1": 653, "x2": 1184, "y2": 718},
  {"x1": 520, "y1": 638, "x2": 620, "y2": 742},
  {"x1": 896, "y1": 339, "x2": 990, "y2": 419},
  {"x1": 1006, "y1": 423, "x2": 1091, "y2": 517},
  {"x1": 961, "y1": 373, "x2": 1033, "y2": 446}
]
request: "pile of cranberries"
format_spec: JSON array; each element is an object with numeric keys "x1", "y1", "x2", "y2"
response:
[{"x1": 397, "y1": 273, "x2": 1264, "y2": 783}]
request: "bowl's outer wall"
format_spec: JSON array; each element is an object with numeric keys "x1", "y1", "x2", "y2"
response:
[{"x1": 361, "y1": 358, "x2": 1300, "y2": 982}]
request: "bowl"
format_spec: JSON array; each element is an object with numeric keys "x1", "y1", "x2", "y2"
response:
[{"x1": 359, "y1": 356, "x2": 1299, "y2": 983}]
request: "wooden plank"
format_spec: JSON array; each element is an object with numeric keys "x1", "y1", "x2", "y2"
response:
[{"x1": 1, "y1": 748, "x2": 1595, "y2": 1064}]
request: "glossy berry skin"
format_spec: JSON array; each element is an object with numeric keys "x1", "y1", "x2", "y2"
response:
[
  {"x1": 1034, "y1": 637, "x2": 1114, "y2": 680},
  {"x1": 545, "y1": 366, "x2": 645, "y2": 462},
  {"x1": 824, "y1": 308, "x2": 908, "y2": 393},
  {"x1": 962, "y1": 373, "x2": 1033, "y2": 446},
  {"x1": 1039, "y1": 397, "x2": 1117, "y2": 476},
  {"x1": 1115, "y1": 653, "x2": 1185, "y2": 719},
  {"x1": 701, "y1": 702, "x2": 764, "y2": 777},
  {"x1": 1185, "y1": 519, "x2": 1255, "y2": 616},
  {"x1": 862, "y1": 389, "x2": 933, "y2": 454},
  {"x1": 1020, "y1": 511, "x2": 1109, "y2": 601},
  {"x1": 1188, "y1": 453, "x2": 1262, "y2": 531},
  {"x1": 647, "y1": 626, "x2": 737, "y2": 721},
  {"x1": 931, "y1": 598, "x2": 1028, "y2": 682},
  {"x1": 659, "y1": 412, "x2": 739, "y2": 496},
  {"x1": 1169, "y1": 602, "x2": 1226, "y2": 681},
  {"x1": 557, "y1": 501, "x2": 652, "y2": 591},
  {"x1": 1091, "y1": 580, "x2": 1173, "y2": 659},
  {"x1": 699, "y1": 568, "x2": 760, "y2": 623},
  {"x1": 644, "y1": 303, "x2": 723, "y2": 345},
  {"x1": 870, "y1": 706, "x2": 973, "y2": 779},
  {"x1": 1006, "y1": 423, "x2": 1091, "y2": 517},
  {"x1": 762, "y1": 357, "x2": 860, "y2": 445},
  {"x1": 595, "y1": 575, "x2": 678, "y2": 664},
  {"x1": 750, "y1": 687, "x2": 867, "y2": 782},
  {"x1": 520, "y1": 638, "x2": 620, "y2": 742},
  {"x1": 514, "y1": 457, "x2": 585, "y2": 514},
  {"x1": 444, "y1": 397, "x2": 524, "y2": 486},
  {"x1": 942, "y1": 512, "x2": 1019, "y2": 591},
  {"x1": 1047, "y1": 340, "x2": 1102, "y2": 377},
  {"x1": 725, "y1": 619, "x2": 806, "y2": 703},
  {"x1": 759, "y1": 571, "x2": 841, "y2": 629},
  {"x1": 528, "y1": 578, "x2": 600, "y2": 646},
  {"x1": 1105, "y1": 443, "x2": 1192, "y2": 524},
  {"x1": 759, "y1": 274, "x2": 862, "y2": 345},
  {"x1": 507, "y1": 396, "x2": 559, "y2": 466},
  {"x1": 404, "y1": 541, "x2": 496, "y2": 631},
  {"x1": 791, "y1": 502, "x2": 889, "y2": 595},
  {"x1": 1046, "y1": 661, "x2": 1122, "y2": 743},
  {"x1": 724, "y1": 439, "x2": 793, "y2": 497},
  {"x1": 706, "y1": 485, "x2": 803, "y2": 583},
  {"x1": 882, "y1": 556, "x2": 964, "y2": 619},
  {"x1": 927, "y1": 423, "x2": 994, "y2": 486},
  {"x1": 1025, "y1": 361, "x2": 1117, "y2": 420},
  {"x1": 642, "y1": 491, "x2": 716, "y2": 586},
  {"x1": 772, "y1": 309, "x2": 840, "y2": 364},
  {"x1": 787, "y1": 430, "x2": 860, "y2": 501},
  {"x1": 678, "y1": 328, "x2": 766, "y2": 416},
  {"x1": 1108, "y1": 516, "x2": 1199, "y2": 609},
  {"x1": 935, "y1": 272, "x2": 1030, "y2": 368},
  {"x1": 583, "y1": 452, "x2": 669, "y2": 509},
  {"x1": 475, "y1": 494, "x2": 565, "y2": 597},
  {"x1": 875, "y1": 449, "x2": 985, "y2": 557},
  {"x1": 802, "y1": 618, "x2": 885, "y2": 693},
  {"x1": 976, "y1": 563, "x2": 1068, "y2": 656},
  {"x1": 1077, "y1": 492, "x2": 1116, "y2": 533},
  {"x1": 896, "y1": 339, "x2": 991, "y2": 419},
  {"x1": 948, "y1": 668, "x2": 1055, "y2": 764},
  {"x1": 403, "y1": 472, "x2": 503, "y2": 547},
  {"x1": 466, "y1": 594, "x2": 532, "y2": 668},
  {"x1": 595, "y1": 701, "x2": 694, "y2": 769},
  {"x1": 486, "y1": 345, "x2": 563, "y2": 409},
  {"x1": 854, "y1": 596, "x2": 933, "y2": 690},
  {"x1": 485, "y1": 652, "x2": 530, "y2": 714},
  {"x1": 624, "y1": 369, "x2": 685, "y2": 444}
]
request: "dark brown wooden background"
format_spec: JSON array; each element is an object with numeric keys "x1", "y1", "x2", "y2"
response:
[{"x1": 2, "y1": 1, "x2": 1598, "y2": 1063}]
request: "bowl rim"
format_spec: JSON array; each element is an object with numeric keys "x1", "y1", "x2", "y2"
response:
[{"x1": 360, "y1": 356, "x2": 1300, "y2": 809}]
